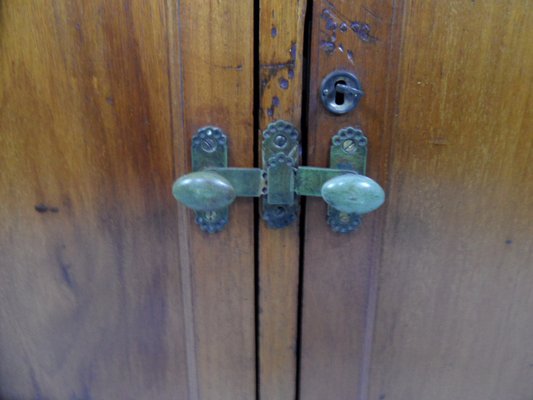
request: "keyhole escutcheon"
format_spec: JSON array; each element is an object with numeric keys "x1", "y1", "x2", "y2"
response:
[{"x1": 320, "y1": 71, "x2": 364, "y2": 115}]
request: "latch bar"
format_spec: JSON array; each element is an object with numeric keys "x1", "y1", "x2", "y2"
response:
[
  {"x1": 295, "y1": 167, "x2": 356, "y2": 197},
  {"x1": 208, "y1": 168, "x2": 265, "y2": 197}
]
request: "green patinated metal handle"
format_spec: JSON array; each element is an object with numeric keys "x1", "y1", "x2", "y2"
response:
[
  {"x1": 295, "y1": 167, "x2": 385, "y2": 214},
  {"x1": 172, "y1": 168, "x2": 265, "y2": 212},
  {"x1": 173, "y1": 169, "x2": 384, "y2": 215},
  {"x1": 172, "y1": 123, "x2": 385, "y2": 233},
  {"x1": 172, "y1": 171, "x2": 236, "y2": 212},
  {"x1": 320, "y1": 174, "x2": 385, "y2": 214}
]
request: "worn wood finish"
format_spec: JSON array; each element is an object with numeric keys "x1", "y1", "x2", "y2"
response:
[
  {"x1": 170, "y1": 1, "x2": 256, "y2": 399},
  {"x1": 0, "y1": 2, "x2": 188, "y2": 398},
  {"x1": 369, "y1": 2, "x2": 533, "y2": 399},
  {"x1": 257, "y1": 1, "x2": 307, "y2": 399},
  {"x1": 0, "y1": 0, "x2": 256, "y2": 398},
  {"x1": 299, "y1": 0, "x2": 399, "y2": 399}
]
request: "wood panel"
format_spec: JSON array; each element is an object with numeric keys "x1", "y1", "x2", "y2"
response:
[
  {"x1": 257, "y1": 1, "x2": 307, "y2": 400},
  {"x1": 0, "y1": 0, "x2": 256, "y2": 398},
  {"x1": 369, "y1": 1, "x2": 533, "y2": 399},
  {"x1": 299, "y1": 0, "x2": 400, "y2": 399},
  {"x1": 169, "y1": 1, "x2": 256, "y2": 399},
  {"x1": 0, "y1": 1, "x2": 188, "y2": 398}
]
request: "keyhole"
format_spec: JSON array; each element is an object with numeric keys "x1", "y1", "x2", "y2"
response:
[
  {"x1": 334, "y1": 80, "x2": 346, "y2": 105},
  {"x1": 320, "y1": 71, "x2": 363, "y2": 114}
]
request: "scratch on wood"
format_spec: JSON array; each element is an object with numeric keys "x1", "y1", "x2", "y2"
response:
[
  {"x1": 347, "y1": 49, "x2": 354, "y2": 63},
  {"x1": 319, "y1": 0, "x2": 378, "y2": 58},
  {"x1": 428, "y1": 137, "x2": 449, "y2": 146},
  {"x1": 266, "y1": 96, "x2": 280, "y2": 118},
  {"x1": 361, "y1": 5, "x2": 383, "y2": 21},
  {"x1": 60, "y1": 262, "x2": 74, "y2": 288},
  {"x1": 262, "y1": 42, "x2": 297, "y2": 71},
  {"x1": 199, "y1": 57, "x2": 243, "y2": 71},
  {"x1": 261, "y1": 42, "x2": 297, "y2": 89},
  {"x1": 261, "y1": 61, "x2": 296, "y2": 70},
  {"x1": 219, "y1": 64, "x2": 243, "y2": 70},
  {"x1": 30, "y1": 367, "x2": 44, "y2": 400},
  {"x1": 324, "y1": 0, "x2": 338, "y2": 12},
  {"x1": 56, "y1": 245, "x2": 75, "y2": 289},
  {"x1": 70, "y1": 383, "x2": 93, "y2": 400},
  {"x1": 35, "y1": 203, "x2": 60, "y2": 213}
]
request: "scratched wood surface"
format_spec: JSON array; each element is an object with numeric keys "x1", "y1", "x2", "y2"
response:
[
  {"x1": 257, "y1": 1, "x2": 307, "y2": 400},
  {"x1": 0, "y1": 1, "x2": 188, "y2": 398},
  {"x1": 0, "y1": 1, "x2": 256, "y2": 399},
  {"x1": 299, "y1": 0, "x2": 399, "y2": 399},
  {"x1": 169, "y1": 1, "x2": 256, "y2": 399},
  {"x1": 368, "y1": 1, "x2": 533, "y2": 399}
]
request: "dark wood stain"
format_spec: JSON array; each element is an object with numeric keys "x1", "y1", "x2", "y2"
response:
[
  {"x1": 369, "y1": 1, "x2": 533, "y2": 398},
  {"x1": 299, "y1": 0, "x2": 400, "y2": 399},
  {"x1": 257, "y1": 1, "x2": 307, "y2": 399},
  {"x1": 0, "y1": 1, "x2": 188, "y2": 398},
  {"x1": 168, "y1": 0, "x2": 257, "y2": 399},
  {"x1": 300, "y1": 0, "x2": 532, "y2": 398}
]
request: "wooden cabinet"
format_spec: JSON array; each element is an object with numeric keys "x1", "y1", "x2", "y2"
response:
[{"x1": 1, "y1": 1, "x2": 531, "y2": 399}]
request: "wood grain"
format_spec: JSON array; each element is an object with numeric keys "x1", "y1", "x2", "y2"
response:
[
  {"x1": 0, "y1": 1, "x2": 187, "y2": 398},
  {"x1": 0, "y1": 0, "x2": 256, "y2": 398},
  {"x1": 299, "y1": 1, "x2": 400, "y2": 399},
  {"x1": 257, "y1": 2, "x2": 307, "y2": 400},
  {"x1": 169, "y1": 0, "x2": 256, "y2": 399},
  {"x1": 369, "y1": 1, "x2": 533, "y2": 399}
]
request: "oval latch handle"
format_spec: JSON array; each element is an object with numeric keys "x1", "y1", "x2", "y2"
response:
[
  {"x1": 172, "y1": 171, "x2": 236, "y2": 212},
  {"x1": 321, "y1": 174, "x2": 385, "y2": 214}
]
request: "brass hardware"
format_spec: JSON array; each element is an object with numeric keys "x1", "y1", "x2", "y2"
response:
[
  {"x1": 262, "y1": 121, "x2": 300, "y2": 228},
  {"x1": 172, "y1": 122, "x2": 384, "y2": 233}
]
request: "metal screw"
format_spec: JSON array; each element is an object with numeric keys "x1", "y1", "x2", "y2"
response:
[
  {"x1": 274, "y1": 134, "x2": 287, "y2": 148},
  {"x1": 339, "y1": 212, "x2": 351, "y2": 223},
  {"x1": 204, "y1": 211, "x2": 217, "y2": 222},
  {"x1": 342, "y1": 139, "x2": 357, "y2": 154},
  {"x1": 274, "y1": 206, "x2": 285, "y2": 217},
  {"x1": 200, "y1": 137, "x2": 218, "y2": 153}
]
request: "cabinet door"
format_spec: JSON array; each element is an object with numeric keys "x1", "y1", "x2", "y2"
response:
[
  {"x1": 0, "y1": 1, "x2": 255, "y2": 399},
  {"x1": 299, "y1": 1, "x2": 533, "y2": 399},
  {"x1": 1, "y1": 1, "x2": 532, "y2": 399}
]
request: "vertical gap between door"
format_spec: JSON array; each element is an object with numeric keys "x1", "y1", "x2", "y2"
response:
[
  {"x1": 253, "y1": 0, "x2": 260, "y2": 399},
  {"x1": 295, "y1": 1, "x2": 314, "y2": 398}
]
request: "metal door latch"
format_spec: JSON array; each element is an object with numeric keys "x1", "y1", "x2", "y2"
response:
[{"x1": 172, "y1": 121, "x2": 384, "y2": 233}]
